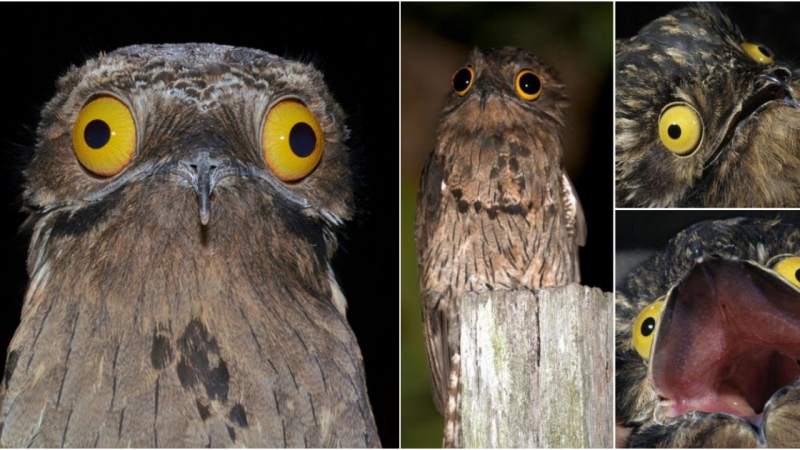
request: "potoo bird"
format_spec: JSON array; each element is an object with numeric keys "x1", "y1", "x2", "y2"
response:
[
  {"x1": 415, "y1": 47, "x2": 586, "y2": 447},
  {"x1": 616, "y1": 217, "x2": 800, "y2": 447},
  {"x1": 615, "y1": 5, "x2": 800, "y2": 207},
  {"x1": 0, "y1": 44, "x2": 379, "y2": 448}
]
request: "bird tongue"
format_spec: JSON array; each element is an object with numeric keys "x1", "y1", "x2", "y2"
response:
[{"x1": 651, "y1": 258, "x2": 800, "y2": 422}]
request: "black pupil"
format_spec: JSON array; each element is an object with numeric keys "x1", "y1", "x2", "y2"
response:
[
  {"x1": 453, "y1": 68, "x2": 472, "y2": 93},
  {"x1": 759, "y1": 45, "x2": 773, "y2": 58},
  {"x1": 795, "y1": 268, "x2": 800, "y2": 282},
  {"x1": 289, "y1": 122, "x2": 316, "y2": 158},
  {"x1": 641, "y1": 317, "x2": 656, "y2": 337},
  {"x1": 519, "y1": 73, "x2": 541, "y2": 95},
  {"x1": 668, "y1": 124, "x2": 682, "y2": 140},
  {"x1": 84, "y1": 120, "x2": 111, "y2": 149}
]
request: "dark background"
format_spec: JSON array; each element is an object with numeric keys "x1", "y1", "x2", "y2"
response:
[
  {"x1": 616, "y1": 211, "x2": 800, "y2": 286},
  {"x1": 617, "y1": 211, "x2": 800, "y2": 251},
  {"x1": 401, "y1": 3, "x2": 613, "y2": 446},
  {"x1": 0, "y1": 3, "x2": 398, "y2": 447},
  {"x1": 617, "y1": 2, "x2": 800, "y2": 61}
]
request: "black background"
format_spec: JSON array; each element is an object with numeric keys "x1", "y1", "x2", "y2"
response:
[
  {"x1": 574, "y1": 76, "x2": 613, "y2": 292},
  {"x1": 0, "y1": 3, "x2": 398, "y2": 446},
  {"x1": 617, "y1": 2, "x2": 800, "y2": 61},
  {"x1": 616, "y1": 210, "x2": 800, "y2": 287},
  {"x1": 617, "y1": 211, "x2": 800, "y2": 251}
]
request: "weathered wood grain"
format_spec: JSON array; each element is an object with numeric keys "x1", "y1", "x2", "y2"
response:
[{"x1": 459, "y1": 285, "x2": 612, "y2": 448}]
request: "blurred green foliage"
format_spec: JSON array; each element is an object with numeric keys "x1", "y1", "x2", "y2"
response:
[{"x1": 401, "y1": 182, "x2": 443, "y2": 448}]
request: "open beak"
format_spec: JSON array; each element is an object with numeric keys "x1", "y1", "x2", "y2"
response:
[{"x1": 650, "y1": 257, "x2": 800, "y2": 427}]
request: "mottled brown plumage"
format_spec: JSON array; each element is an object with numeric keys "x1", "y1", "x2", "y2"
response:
[
  {"x1": 616, "y1": 217, "x2": 800, "y2": 447},
  {"x1": 616, "y1": 6, "x2": 800, "y2": 207},
  {"x1": 0, "y1": 44, "x2": 379, "y2": 447},
  {"x1": 415, "y1": 47, "x2": 585, "y2": 447}
]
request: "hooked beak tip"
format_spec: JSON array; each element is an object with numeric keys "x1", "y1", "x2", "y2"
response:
[
  {"x1": 188, "y1": 151, "x2": 217, "y2": 227},
  {"x1": 197, "y1": 187, "x2": 212, "y2": 226}
]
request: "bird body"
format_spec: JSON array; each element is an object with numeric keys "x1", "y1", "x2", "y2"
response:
[
  {"x1": 415, "y1": 47, "x2": 585, "y2": 446},
  {"x1": 616, "y1": 6, "x2": 800, "y2": 207},
  {"x1": 0, "y1": 44, "x2": 379, "y2": 448},
  {"x1": 616, "y1": 218, "x2": 800, "y2": 447}
]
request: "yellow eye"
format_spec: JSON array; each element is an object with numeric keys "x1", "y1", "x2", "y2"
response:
[
  {"x1": 742, "y1": 42, "x2": 774, "y2": 64},
  {"x1": 262, "y1": 100, "x2": 324, "y2": 181},
  {"x1": 515, "y1": 69, "x2": 542, "y2": 101},
  {"x1": 770, "y1": 255, "x2": 800, "y2": 288},
  {"x1": 658, "y1": 104, "x2": 703, "y2": 155},
  {"x1": 452, "y1": 66, "x2": 475, "y2": 96},
  {"x1": 633, "y1": 300, "x2": 665, "y2": 361},
  {"x1": 72, "y1": 96, "x2": 136, "y2": 177}
]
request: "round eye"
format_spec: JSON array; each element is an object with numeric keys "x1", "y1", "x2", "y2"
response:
[
  {"x1": 633, "y1": 300, "x2": 665, "y2": 361},
  {"x1": 452, "y1": 66, "x2": 475, "y2": 96},
  {"x1": 658, "y1": 104, "x2": 703, "y2": 156},
  {"x1": 515, "y1": 70, "x2": 542, "y2": 101},
  {"x1": 742, "y1": 42, "x2": 774, "y2": 65},
  {"x1": 72, "y1": 96, "x2": 136, "y2": 177},
  {"x1": 262, "y1": 100, "x2": 324, "y2": 181},
  {"x1": 770, "y1": 255, "x2": 800, "y2": 288}
]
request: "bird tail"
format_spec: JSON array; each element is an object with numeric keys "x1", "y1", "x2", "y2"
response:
[{"x1": 443, "y1": 353, "x2": 462, "y2": 448}]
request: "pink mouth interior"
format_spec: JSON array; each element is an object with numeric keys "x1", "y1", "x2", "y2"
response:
[
  {"x1": 661, "y1": 347, "x2": 800, "y2": 420},
  {"x1": 651, "y1": 260, "x2": 800, "y2": 422}
]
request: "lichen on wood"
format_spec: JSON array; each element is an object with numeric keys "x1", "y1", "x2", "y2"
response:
[{"x1": 459, "y1": 285, "x2": 613, "y2": 448}]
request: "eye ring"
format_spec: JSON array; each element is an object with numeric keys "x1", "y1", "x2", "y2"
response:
[
  {"x1": 768, "y1": 254, "x2": 800, "y2": 289},
  {"x1": 766, "y1": 253, "x2": 796, "y2": 267},
  {"x1": 452, "y1": 66, "x2": 475, "y2": 96},
  {"x1": 742, "y1": 42, "x2": 774, "y2": 65},
  {"x1": 72, "y1": 95, "x2": 137, "y2": 177},
  {"x1": 515, "y1": 69, "x2": 543, "y2": 101},
  {"x1": 658, "y1": 102, "x2": 704, "y2": 156},
  {"x1": 261, "y1": 99, "x2": 325, "y2": 182}
]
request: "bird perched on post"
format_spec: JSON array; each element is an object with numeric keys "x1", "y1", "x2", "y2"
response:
[
  {"x1": 0, "y1": 44, "x2": 379, "y2": 448},
  {"x1": 415, "y1": 47, "x2": 586, "y2": 447},
  {"x1": 616, "y1": 217, "x2": 800, "y2": 447},
  {"x1": 616, "y1": 5, "x2": 800, "y2": 207}
]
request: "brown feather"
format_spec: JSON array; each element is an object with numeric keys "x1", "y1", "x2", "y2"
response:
[{"x1": 415, "y1": 47, "x2": 584, "y2": 445}]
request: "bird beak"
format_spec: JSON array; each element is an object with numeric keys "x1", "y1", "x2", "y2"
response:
[
  {"x1": 186, "y1": 151, "x2": 220, "y2": 226},
  {"x1": 754, "y1": 72, "x2": 798, "y2": 109},
  {"x1": 648, "y1": 257, "x2": 800, "y2": 429},
  {"x1": 704, "y1": 71, "x2": 798, "y2": 167}
]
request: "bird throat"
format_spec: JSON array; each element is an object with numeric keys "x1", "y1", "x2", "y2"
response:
[{"x1": 2, "y1": 180, "x2": 372, "y2": 446}]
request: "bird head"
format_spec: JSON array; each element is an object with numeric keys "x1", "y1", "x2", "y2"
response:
[
  {"x1": 22, "y1": 44, "x2": 355, "y2": 313},
  {"x1": 441, "y1": 46, "x2": 569, "y2": 132},
  {"x1": 616, "y1": 6, "x2": 800, "y2": 207},
  {"x1": 26, "y1": 44, "x2": 353, "y2": 227}
]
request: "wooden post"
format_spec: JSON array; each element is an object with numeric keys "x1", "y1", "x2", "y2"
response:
[{"x1": 459, "y1": 285, "x2": 613, "y2": 448}]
